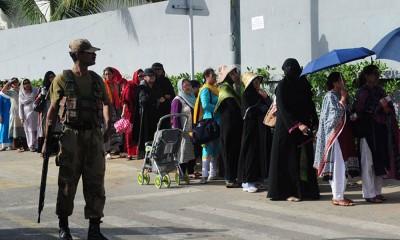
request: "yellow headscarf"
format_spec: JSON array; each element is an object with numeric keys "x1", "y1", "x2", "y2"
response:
[{"x1": 193, "y1": 84, "x2": 219, "y2": 124}]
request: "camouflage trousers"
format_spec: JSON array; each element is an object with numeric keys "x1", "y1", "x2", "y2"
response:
[{"x1": 56, "y1": 126, "x2": 106, "y2": 219}]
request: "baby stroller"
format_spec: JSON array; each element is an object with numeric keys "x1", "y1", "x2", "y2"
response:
[{"x1": 138, "y1": 113, "x2": 189, "y2": 188}]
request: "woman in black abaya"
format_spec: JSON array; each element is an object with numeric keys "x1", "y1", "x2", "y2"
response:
[
  {"x1": 267, "y1": 58, "x2": 320, "y2": 201},
  {"x1": 132, "y1": 68, "x2": 166, "y2": 159},
  {"x1": 238, "y1": 72, "x2": 272, "y2": 193}
]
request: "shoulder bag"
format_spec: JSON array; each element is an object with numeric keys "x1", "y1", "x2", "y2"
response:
[
  {"x1": 263, "y1": 99, "x2": 276, "y2": 127},
  {"x1": 192, "y1": 89, "x2": 220, "y2": 144}
]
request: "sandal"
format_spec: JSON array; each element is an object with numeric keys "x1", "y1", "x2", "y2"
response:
[
  {"x1": 287, "y1": 196, "x2": 301, "y2": 202},
  {"x1": 226, "y1": 182, "x2": 240, "y2": 188},
  {"x1": 332, "y1": 199, "x2": 354, "y2": 206},
  {"x1": 376, "y1": 195, "x2": 387, "y2": 201},
  {"x1": 344, "y1": 197, "x2": 354, "y2": 203},
  {"x1": 365, "y1": 197, "x2": 383, "y2": 203},
  {"x1": 16, "y1": 147, "x2": 25, "y2": 153}
]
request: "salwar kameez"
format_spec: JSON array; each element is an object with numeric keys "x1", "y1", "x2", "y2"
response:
[
  {"x1": 194, "y1": 86, "x2": 220, "y2": 178},
  {"x1": 314, "y1": 91, "x2": 359, "y2": 201},
  {"x1": 0, "y1": 93, "x2": 12, "y2": 148},
  {"x1": 353, "y1": 84, "x2": 400, "y2": 200},
  {"x1": 19, "y1": 86, "x2": 39, "y2": 150},
  {"x1": 6, "y1": 90, "x2": 26, "y2": 149}
]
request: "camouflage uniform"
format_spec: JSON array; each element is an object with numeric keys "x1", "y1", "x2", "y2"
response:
[{"x1": 49, "y1": 70, "x2": 110, "y2": 219}]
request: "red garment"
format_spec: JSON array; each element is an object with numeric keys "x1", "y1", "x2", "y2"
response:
[
  {"x1": 121, "y1": 69, "x2": 143, "y2": 156},
  {"x1": 104, "y1": 67, "x2": 123, "y2": 110},
  {"x1": 112, "y1": 67, "x2": 128, "y2": 92}
]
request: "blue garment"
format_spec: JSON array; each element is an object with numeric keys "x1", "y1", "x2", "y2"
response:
[
  {"x1": 199, "y1": 88, "x2": 220, "y2": 158},
  {"x1": 0, "y1": 94, "x2": 11, "y2": 143},
  {"x1": 199, "y1": 88, "x2": 221, "y2": 124}
]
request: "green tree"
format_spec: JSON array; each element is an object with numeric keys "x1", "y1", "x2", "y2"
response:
[
  {"x1": 0, "y1": 0, "x2": 13, "y2": 19},
  {"x1": 3, "y1": 0, "x2": 143, "y2": 25}
]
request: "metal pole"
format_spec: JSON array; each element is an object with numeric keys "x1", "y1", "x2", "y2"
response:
[
  {"x1": 188, "y1": 0, "x2": 195, "y2": 80},
  {"x1": 231, "y1": 0, "x2": 241, "y2": 94},
  {"x1": 230, "y1": 0, "x2": 241, "y2": 69}
]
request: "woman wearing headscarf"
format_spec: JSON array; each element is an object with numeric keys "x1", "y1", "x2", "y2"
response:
[
  {"x1": 353, "y1": 65, "x2": 400, "y2": 203},
  {"x1": 171, "y1": 78, "x2": 197, "y2": 179},
  {"x1": 1, "y1": 78, "x2": 27, "y2": 151},
  {"x1": 103, "y1": 67, "x2": 123, "y2": 160},
  {"x1": 132, "y1": 68, "x2": 166, "y2": 159},
  {"x1": 0, "y1": 80, "x2": 12, "y2": 151},
  {"x1": 313, "y1": 72, "x2": 359, "y2": 206},
  {"x1": 238, "y1": 72, "x2": 273, "y2": 192},
  {"x1": 121, "y1": 69, "x2": 143, "y2": 160},
  {"x1": 214, "y1": 65, "x2": 243, "y2": 188},
  {"x1": 267, "y1": 58, "x2": 320, "y2": 201},
  {"x1": 152, "y1": 62, "x2": 176, "y2": 129},
  {"x1": 37, "y1": 71, "x2": 56, "y2": 153},
  {"x1": 19, "y1": 79, "x2": 39, "y2": 152},
  {"x1": 193, "y1": 68, "x2": 220, "y2": 184}
]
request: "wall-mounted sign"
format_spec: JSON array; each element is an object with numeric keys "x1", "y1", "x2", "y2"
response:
[{"x1": 252, "y1": 16, "x2": 264, "y2": 30}]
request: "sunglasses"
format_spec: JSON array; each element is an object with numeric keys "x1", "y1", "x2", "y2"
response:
[
  {"x1": 138, "y1": 74, "x2": 144, "y2": 78},
  {"x1": 23, "y1": 82, "x2": 30, "y2": 85}
]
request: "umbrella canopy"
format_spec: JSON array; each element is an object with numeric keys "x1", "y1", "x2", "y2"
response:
[
  {"x1": 301, "y1": 47, "x2": 375, "y2": 76},
  {"x1": 372, "y1": 27, "x2": 400, "y2": 62}
]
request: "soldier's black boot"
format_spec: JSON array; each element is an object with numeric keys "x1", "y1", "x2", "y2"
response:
[
  {"x1": 58, "y1": 216, "x2": 73, "y2": 240},
  {"x1": 87, "y1": 218, "x2": 108, "y2": 240}
]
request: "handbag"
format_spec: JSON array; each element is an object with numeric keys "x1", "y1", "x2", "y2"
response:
[
  {"x1": 33, "y1": 97, "x2": 46, "y2": 112},
  {"x1": 263, "y1": 99, "x2": 277, "y2": 127},
  {"x1": 192, "y1": 118, "x2": 220, "y2": 145},
  {"x1": 114, "y1": 118, "x2": 133, "y2": 133},
  {"x1": 192, "y1": 89, "x2": 220, "y2": 144}
]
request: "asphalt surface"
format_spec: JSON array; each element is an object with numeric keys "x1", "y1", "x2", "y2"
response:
[{"x1": 1, "y1": 149, "x2": 400, "y2": 240}]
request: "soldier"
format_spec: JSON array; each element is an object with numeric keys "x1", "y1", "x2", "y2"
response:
[{"x1": 42, "y1": 39, "x2": 112, "y2": 240}]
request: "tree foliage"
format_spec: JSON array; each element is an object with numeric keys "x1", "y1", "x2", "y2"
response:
[{"x1": 1, "y1": 0, "x2": 141, "y2": 25}]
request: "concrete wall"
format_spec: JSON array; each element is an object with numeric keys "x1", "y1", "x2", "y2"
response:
[
  {"x1": 1, "y1": 0, "x2": 400, "y2": 80},
  {"x1": 241, "y1": 0, "x2": 400, "y2": 76}
]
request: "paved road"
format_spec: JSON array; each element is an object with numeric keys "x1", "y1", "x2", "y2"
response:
[{"x1": 1, "y1": 150, "x2": 400, "y2": 240}]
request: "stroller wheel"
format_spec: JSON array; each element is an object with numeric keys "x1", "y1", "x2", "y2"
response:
[
  {"x1": 184, "y1": 172, "x2": 190, "y2": 185},
  {"x1": 138, "y1": 172, "x2": 144, "y2": 185},
  {"x1": 163, "y1": 175, "x2": 171, "y2": 188},
  {"x1": 144, "y1": 172, "x2": 151, "y2": 185},
  {"x1": 155, "y1": 175, "x2": 162, "y2": 189},
  {"x1": 175, "y1": 173, "x2": 181, "y2": 186}
]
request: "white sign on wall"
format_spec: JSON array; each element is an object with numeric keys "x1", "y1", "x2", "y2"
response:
[{"x1": 251, "y1": 16, "x2": 264, "y2": 30}]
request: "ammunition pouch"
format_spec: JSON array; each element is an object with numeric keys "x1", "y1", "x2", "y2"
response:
[{"x1": 58, "y1": 70, "x2": 104, "y2": 128}]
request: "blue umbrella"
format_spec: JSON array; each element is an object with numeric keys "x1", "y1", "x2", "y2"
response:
[
  {"x1": 301, "y1": 47, "x2": 375, "y2": 76},
  {"x1": 372, "y1": 27, "x2": 400, "y2": 62}
]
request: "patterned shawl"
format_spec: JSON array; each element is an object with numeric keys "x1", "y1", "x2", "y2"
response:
[{"x1": 313, "y1": 91, "x2": 346, "y2": 177}]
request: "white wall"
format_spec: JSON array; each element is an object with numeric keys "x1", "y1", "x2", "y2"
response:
[
  {"x1": 1, "y1": 0, "x2": 400, "y2": 80},
  {"x1": 241, "y1": 0, "x2": 400, "y2": 75}
]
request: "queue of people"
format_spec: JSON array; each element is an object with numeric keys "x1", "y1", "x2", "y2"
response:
[{"x1": 1, "y1": 58, "x2": 399, "y2": 208}]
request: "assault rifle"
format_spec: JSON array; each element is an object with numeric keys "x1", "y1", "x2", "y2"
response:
[{"x1": 37, "y1": 126, "x2": 55, "y2": 223}]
